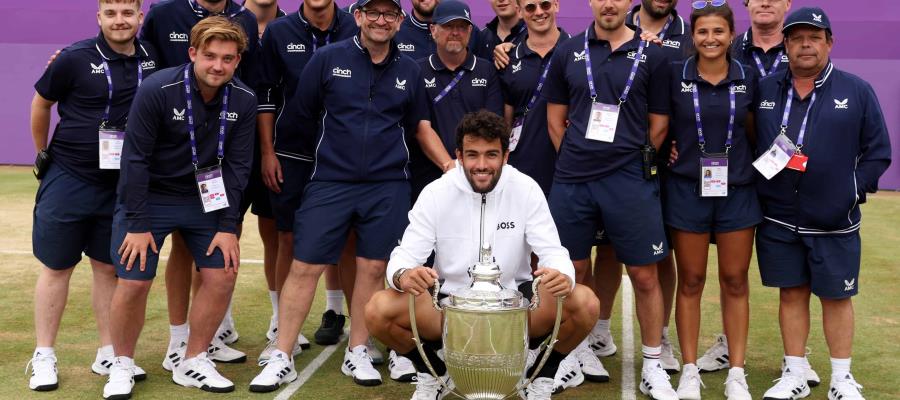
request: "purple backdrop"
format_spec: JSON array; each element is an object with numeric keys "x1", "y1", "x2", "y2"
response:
[{"x1": 3, "y1": 0, "x2": 898, "y2": 188}]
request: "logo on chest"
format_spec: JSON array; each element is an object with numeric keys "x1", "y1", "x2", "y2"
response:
[
  {"x1": 681, "y1": 82, "x2": 694, "y2": 93},
  {"x1": 732, "y1": 84, "x2": 747, "y2": 94},
  {"x1": 140, "y1": 60, "x2": 156, "y2": 70},
  {"x1": 573, "y1": 50, "x2": 586, "y2": 62},
  {"x1": 759, "y1": 100, "x2": 776, "y2": 110},
  {"x1": 332, "y1": 67, "x2": 352, "y2": 78},
  {"x1": 511, "y1": 60, "x2": 522, "y2": 74},
  {"x1": 90, "y1": 63, "x2": 105, "y2": 74},
  {"x1": 221, "y1": 111, "x2": 239, "y2": 122},
  {"x1": 626, "y1": 51, "x2": 648, "y2": 62},
  {"x1": 662, "y1": 39, "x2": 681, "y2": 49},
  {"x1": 397, "y1": 43, "x2": 416, "y2": 52},
  {"x1": 424, "y1": 77, "x2": 436, "y2": 88},
  {"x1": 395, "y1": 78, "x2": 407, "y2": 91},
  {"x1": 172, "y1": 108, "x2": 186, "y2": 121},
  {"x1": 286, "y1": 43, "x2": 306, "y2": 53},
  {"x1": 497, "y1": 221, "x2": 516, "y2": 230},
  {"x1": 834, "y1": 98, "x2": 849, "y2": 110},
  {"x1": 169, "y1": 32, "x2": 189, "y2": 43},
  {"x1": 471, "y1": 78, "x2": 487, "y2": 87}
]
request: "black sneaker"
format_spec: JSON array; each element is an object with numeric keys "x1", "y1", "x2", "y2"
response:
[{"x1": 314, "y1": 310, "x2": 345, "y2": 345}]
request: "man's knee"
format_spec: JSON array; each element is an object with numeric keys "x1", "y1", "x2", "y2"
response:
[
  {"x1": 628, "y1": 265, "x2": 660, "y2": 294},
  {"x1": 565, "y1": 285, "x2": 600, "y2": 324},
  {"x1": 40, "y1": 265, "x2": 76, "y2": 281},
  {"x1": 780, "y1": 285, "x2": 811, "y2": 303},
  {"x1": 116, "y1": 279, "x2": 153, "y2": 298},
  {"x1": 199, "y1": 269, "x2": 237, "y2": 294},
  {"x1": 365, "y1": 290, "x2": 396, "y2": 330},
  {"x1": 355, "y1": 258, "x2": 386, "y2": 280}
]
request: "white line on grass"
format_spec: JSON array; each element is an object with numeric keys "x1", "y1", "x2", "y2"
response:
[
  {"x1": 0, "y1": 249, "x2": 264, "y2": 264},
  {"x1": 622, "y1": 277, "x2": 636, "y2": 400},
  {"x1": 275, "y1": 336, "x2": 347, "y2": 400}
]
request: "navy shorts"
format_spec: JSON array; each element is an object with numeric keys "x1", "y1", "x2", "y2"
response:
[
  {"x1": 239, "y1": 152, "x2": 274, "y2": 222},
  {"x1": 293, "y1": 181, "x2": 410, "y2": 264},
  {"x1": 32, "y1": 163, "x2": 116, "y2": 268},
  {"x1": 269, "y1": 156, "x2": 313, "y2": 232},
  {"x1": 110, "y1": 198, "x2": 226, "y2": 281},
  {"x1": 664, "y1": 174, "x2": 763, "y2": 233},
  {"x1": 756, "y1": 220, "x2": 861, "y2": 299},
  {"x1": 550, "y1": 160, "x2": 668, "y2": 266}
]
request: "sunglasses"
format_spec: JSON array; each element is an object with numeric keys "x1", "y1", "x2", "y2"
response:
[
  {"x1": 523, "y1": 0, "x2": 552, "y2": 14},
  {"x1": 692, "y1": 0, "x2": 727, "y2": 9}
]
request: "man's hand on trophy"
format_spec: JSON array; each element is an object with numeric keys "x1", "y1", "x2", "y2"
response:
[
  {"x1": 534, "y1": 268, "x2": 572, "y2": 297},
  {"x1": 400, "y1": 267, "x2": 440, "y2": 296}
]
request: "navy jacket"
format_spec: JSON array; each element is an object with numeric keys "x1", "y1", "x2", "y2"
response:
[
  {"x1": 256, "y1": 4, "x2": 358, "y2": 161},
  {"x1": 34, "y1": 33, "x2": 159, "y2": 187},
  {"x1": 475, "y1": 17, "x2": 526, "y2": 61},
  {"x1": 626, "y1": 6, "x2": 693, "y2": 62},
  {"x1": 731, "y1": 29, "x2": 788, "y2": 78},
  {"x1": 119, "y1": 64, "x2": 257, "y2": 233},
  {"x1": 754, "y1": 62, "x2": 891, "y2": 235},
  {"x1": 394, "y1": 11, "x2": 480, "y2": 61},
  {"x1": 281, "y1": 36, "x2": 429, "y2": 182}
]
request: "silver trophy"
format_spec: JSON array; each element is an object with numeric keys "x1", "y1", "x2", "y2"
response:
[{"x1": 409, "y1": 197, "x2": 564, "y2": 399}]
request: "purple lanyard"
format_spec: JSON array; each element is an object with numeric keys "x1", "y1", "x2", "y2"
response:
[
  {"x1": 523, "y1": 59, "x2": 553, "y2": 115},
  {"x1": 584, "y1": 28, "x2": 647, "y2": 105},
  {"x1": 99, "y1": 57, "x2": 143, "y2": 124},
  {"x1": 310, "y1": 31, "x2": 331, "y2": 53},
  {"x1": 634, "y1": 15, "x2": 673, "y2": 41},
  {"x1": 780, "y1": 83, "x2": 816, "y2": 150},
  {"x1": 691, "y1": 81, "x2": 735, "y2": 154},
  {"x1": 432, "y1": 69, "x2": 467, "y2": 104},
  {"x1": 752, "y1": 50, "x2": 782, "y2": 77},
  {"x1": 184, "y1": 65, "x2": 230, "y2": 168}
]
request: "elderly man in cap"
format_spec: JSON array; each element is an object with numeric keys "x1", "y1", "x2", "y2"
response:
[{"x1": 752, "y1": 7, "x2": 891, "y2": 400}]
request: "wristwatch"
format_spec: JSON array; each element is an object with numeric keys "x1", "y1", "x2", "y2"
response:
[{"x1": 393, "y1": 268, "x2": 409, "y2": 290}]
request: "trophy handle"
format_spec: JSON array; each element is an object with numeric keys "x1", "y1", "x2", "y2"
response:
[
  {"x1": 408, "y1": 282, "x2": 459, "y2": 397},
  {"x1": 528, "y1": 276, "x2": 542, "y2": 310},
  {"x1": 517, "y1": 289, "x2": 566, "y2": 394}
]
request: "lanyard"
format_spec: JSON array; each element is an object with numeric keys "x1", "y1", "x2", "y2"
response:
[
  {"x1": 584, "y1": 28, "x2": 647, "y2": 105},
  {"x1": 523, "y1": 58, "x2": 553, "y2": 115},
  {"x1": 184, "y1": 65, "x2": 230, "y2": 169},
  {"x1": 98, "y1": 53, "x2": 143, "y2": 124},
  {"x1": 691, "y1": 81, "x2": 735, "y2": 154},
  {"x1": 309, "y1": 30, "x2": 331, "y2": 52},
  {"x1": 432, "y1": 69, "x2": 467, "y2": 104},
  {"x1": 190, "y1": 0, "x2": 244, "y2": 17},
  {"x1": 634, "y1": 14, "x2": 673, "y2": 41},
  {"x1": 751, "y1": 50, "x2": 783, "y2": 77},
  {"x1": 780, "y1": 83, "x2": 816, "y2": 151}
]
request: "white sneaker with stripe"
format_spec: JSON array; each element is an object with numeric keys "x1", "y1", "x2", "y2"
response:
[
  {"x1": 341, "y1": 345, "x2": 382, "y2": 386},
  {"x1": 763, "y1": 368, "x2": 810, "y2": 400},
  {"x1": 207, "y1": 336, "x2": 247, "y2": 363},
  {"x1": 102, "y1": 358, "x2": 135, "y2": 400},
  {"x1": 26, "y1": 351, "x2": 58, "y2": 391},
  {"x1": 162, "y1": 341, "x2": 186, "y2": 372},
  {"x1": 92, "y1": 348, "x2": 147, "y2": 381},
  {"x1": 552, "y1": 353, "x2": 584, "y2": 394},
  {"x1": 640, "y1": 363, "x2": 678, "y2": 400},
  {"x1": 697, "y1": 334, "x2": 730, "y2": 373},
  {"x1": 172, "y1": 352, "x2": 235, "y2": 393},
  {"x1": 389, "y1": 350, "x2": 417, "y2": 382},
  {"x1": 828, "y1": 374, "x2": 864, "y2": 400},
  {"x1": 249, "y1": 351, "x2": 297, "y2": 393}
]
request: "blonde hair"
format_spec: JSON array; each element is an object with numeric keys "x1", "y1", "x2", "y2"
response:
[
  {"x1": 190, "y1": 16, "x2": 249, "y2": 55},
  {"x1": 98, "y1": 0, "x2": 143, "y2": 9}
]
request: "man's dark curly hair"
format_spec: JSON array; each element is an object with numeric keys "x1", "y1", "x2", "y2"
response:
[{"x1": 455, "y1": 110, "x2": 510, "y2": 154}]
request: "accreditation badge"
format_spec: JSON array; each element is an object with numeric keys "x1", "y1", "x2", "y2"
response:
[
  {"x1": 195, "y1": 166, "x2": 229, "y2": 213},
  {"x1": 753, "y1": 133, "x2": 796, "y2": 180},
  {"x1": 786, "y1": 152, "x2": 808, "y2": 172},
  {"x1": 586, "y1": 103, "x2": 619, "y2": 143},
  {"x1": 700, "y1": 154, "x2": 728, "y2": 197},
  {"x1": 98, "y1": 128, "x2": 125, "y2": 170},
  {"x1": 509, "y1": 117, "x2": 524, "y2": 152}
]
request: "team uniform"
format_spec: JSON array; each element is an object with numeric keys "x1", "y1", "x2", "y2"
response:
[
  {"x1": 33, "y1": 34, "x2": 158, "y2": 269},
  {"x1": 665, "y1": 57, "x2": 762, "y2": 233},
  {"x1": 475, "y1": 17, "x2": 526, "y2": 61},
  {"x1": 543, "y1": 26, "x2": 671, "y2": 266},
  {"x1": 256, "y1": 5, "x2": 358, "y2": 231},
  {"x1": 112, "y1": 64, "x2": 257, "y2": 279},
  {"x1": 730, "y1": 29, "x2": 788, "y2": 78},
  {"x1": 499, "y1": 29, "x2": 570, "y2": 196},
  {"x1": 625, "y1": 6, "x2": 693, "y2": 61},
  {"x1": 394, "y1": 11, "x2": 480, "y2": 61},
  {"x1": 753, "y1": 62, "x2": 891, "y2": 299}
]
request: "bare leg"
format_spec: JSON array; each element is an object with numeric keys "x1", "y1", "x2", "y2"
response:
[
  {"x1": 184, "y1": 268, "x2": 237, "y2": 358},
  {"x1": 274, "y1": 232, "x2": 293, "y2": 292},
  {"x1": 33, "y1": 266, "x2": 75, "y2": 348},
  {"x1": 347, "y1": 257, "x2": 386, "y2": 348},
  {"x1": 110, "y1": 279, "x2": 153, "y2": 357},
  {"x1": 258, "y1": 217, "x2": 279, "y2": 291},
  {"x1": 338, "y1": 232, "x2": 358, "y2": 310},
  {"x1": 657, "y1": 254, "x2": 676, "y2": 329},
  {"x1": 626, "y1": 263, "x2": 664, "y2": 348},
  {"x1": 365, "y1": 289, "x2": 444, "y2": 353},
  {"x1": 528, "y1": 284, "x2": 600, "y2": 353},
  {"x1": 715, "y1": 228, "x2": 754, "y2": 368},
  {"x1": 90, "y1": 259, "x2": 118, "y2": 347},
  {"x1": 592, "y1": 245, "x2": 622, "y2": 320},
  {"x1": 276, "y1": 260, "x2": 327, "y2": 354},
  {"x1": 820, "y1": 298, "x2": 854, "y2": 359},
  {"x1": 672, "y1": 230, "x2": 711, "y2": 365},
  {"x1": 165, "y1": 232, "x2": 193, "y2": 326},
  {"x1": 779, "y1": 285, "x2": 812, "y2": 357}
]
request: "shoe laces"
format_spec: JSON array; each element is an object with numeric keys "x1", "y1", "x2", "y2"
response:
[
  {"x1": 413, "y1": 373, "x2": 444, "y2": 398},
  {"x1": 834, "y1": 374, "x2": 863, "y2": 393},
  {"x1": 25, "y1": 353, "x2": 57, "y2": 376},
  {"x1": 645, "y1": 365, "x2": 673, "y2": 386},
  {"x1": 192, "y1": 353, "x2": 220, "y2": 375},
  {"x1": 349, "y1": 346, "x2": 375, "y2": 365},
  {"x1": 682, "y1": 368, "x2": 706, "y2": 389},
  {"x1": 724, "y1": 372, "x2": 747, "y2": 390},
  {"x1": 770, "y1": 372, "x2": 804, "y2": 390},
  {"x1": 259, "y1": 339, "x2": 278, "y2": 366},
  {"x1": 108, "y1": 362, "x2": 135, "y2": 384},
  {"x1": 262, "y1": 353, "x2": 292, "y2": 374}
]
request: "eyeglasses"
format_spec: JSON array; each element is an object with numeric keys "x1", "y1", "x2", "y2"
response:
[
  {"x1": 361, "y1": 9, "x2": 401, "y2": 23},
  {"x1": 523, "y1": 0, "x2": 552, "y2": 14},
  {"x1": 692, "y1": 0, "x2": 727, "y2": 9}
]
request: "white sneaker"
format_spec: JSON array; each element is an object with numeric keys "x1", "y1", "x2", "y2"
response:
[
  {"x1": 172, "y1": 352, "x2": 234, "y2": 393},
  {"x1": 216, "y1": 319, "x2": 239, "y2": 345},
  {"x1": 207, "y1": 337, "x2": 247, "y2": 363},
  {"x1": 552, "y1": 353, "x2": 584, "y2": 394},
  {"x1": 342, "y1": 345, "x2": 382, "y2": 386},
  {"x1": 102, "y1": 358, "x2": 134, "y2": 400},
  {"x1": 640, "y1": 364, "x2": 679, "y2": 400},
  {"x1": 676, "y1": 363, "x2": 704, "y2": 400},
  {"x1": 724, "y1": 368, "x2": 752, "y2": 400},
  {"x1": 589, "y1": 329, "x2": 618, "y2": 357},
  {"x1": 297, "y1": 333, "x2": 311, "y2": 350},
  {"x1": 781, "y1": 355, "x2": 821, "y2": 387},
  {"x1": 575, "y1": 343, "x2": 609, "y2": 382},
  {"x1": 92, "y1": 348, "x2": 147, "y2": 381},
  {"x1": 162, "y1": 341, "x2": 186, "y2": 372},
  {"x1": 697, "y1": 334, "x2": 730, "y2": 373},
  {"x1": 248, "y1": 351, "x2": 297, "y2": 393},
  {"x1": 525, "y1": 348, "x2": 538, "y2": 372},
  {"x1": 525, "y1": 377, "x2": 555, "y2": 400},
  {"x1": 367, "y1": 337, "x2": 384, "y2": 365},
  {"x1": 266, "y1": 316, "x2": 278, "y2": 341},
  {"x1": 258, "y1": 337, "x2": 301, "y2": 366},
  {"x1": 762, "y1": 368, "x2": 810, "y2": 400},
  {"x1": 411, "y1": 372, "x2": 452, "y2": 400},
  {"x1": 389, "y1": 350, "x2": 417, "y2": 382},
  {"x1": 26, "y1": 351, "x2": 58, "y2": 391},
  {"x1": 828, "y1": 374, "x2": 864, "y2": 400},
  {"x1": 661, "y1": 336, "x2": 681, "y2": 374}
]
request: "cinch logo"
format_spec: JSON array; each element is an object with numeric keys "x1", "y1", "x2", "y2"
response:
[
  {"x1": 332, "y1": 67, "x2": 352, "y2": 78},
  {"x1": 812, "y1": 13, "x2": 823, "y2": 23},
  {"x1": 397, "y1": 43, "x2": 416, "y2": 52},
  {"x1": 90, "y1": 62, "x2": 105, "y2": 74},
  {"x1": 681, "y1": 82, "x2": 694, "y2": 93},
  {"x1": 172, "y1": 108, "x2": 185, "y2": 121},
  {"x1": 424, "y1": 77, "x2": 436, "y2": 88},
  {"x1": 662, "y1": 39, "x2": 681, "y2": 49},
  {"x1": 732, "y1": 84, "x2": 747, "y2": 94},
  {"x1": 844, "y1": 278, "x2": 855, "y2": 291},
  {"x1": 652, "y1": 241, "x2": 664, "y2": 256},
  {"x1": 497, "y1": 221, "x2": 516, "y2": 230},
  {"x1": 834, "y1": 98, "x2": 849, "y2": 109},
  {"x1": 395, "y1": 78, "x2": 407, "y2": 91},
  {"x1": 141, "y1": 60, "x2": 156, "y2": 70},
  {"x1": 169, "y1": 32, "x2": 189, "y2": 42},
  {"x1": 627, "y1": 51, "x2": 648, "y2": 62},
  {"x1": 781, "y1": 54, "x2": 789, "y2": 62},
  {"x1": 511, "y1": 60, "x2": 522, "y2": 74},
  {"x1": 471, "y1": 78, "x2": 487, "y2": 87},
  {"x1": 286, "y1": 43, "x2": 306, "y2": 53},
  {"x1": 221, "y1": 111, "x2": 239, "y2": 122},
  {"x1": 573, "y1": 50, "x2": 586, "y2": 62},
  {"x1": 759, "y1": 100, "x2": 776, "y2": 110}
]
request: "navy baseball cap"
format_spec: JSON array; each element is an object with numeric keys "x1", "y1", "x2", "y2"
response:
[
  {"x1": 356, "y1": 0, "x2": 402, "y2": 10},
  {"x1": 782, "y1": 7, "x2": 832, "y2": 35},
  {"x1": 433, "y1": 0, "x2": 473, "y2": 26}
]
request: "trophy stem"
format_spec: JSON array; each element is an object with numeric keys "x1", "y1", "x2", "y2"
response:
[
  {"x1": 515, "y1": 295, "x2": 566, "y2": 394},
  {"x1": 408, "y1": 292, "x2": 459, "y2": 397}
]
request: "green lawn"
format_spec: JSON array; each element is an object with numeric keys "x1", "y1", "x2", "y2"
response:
[{"x1": 0, "y1": 166, "x2": 898, "y2": 399}]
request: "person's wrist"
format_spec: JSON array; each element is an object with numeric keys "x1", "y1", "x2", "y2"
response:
[{"x1": 393, "y1": 268, "x2": 409, "y2": 289}]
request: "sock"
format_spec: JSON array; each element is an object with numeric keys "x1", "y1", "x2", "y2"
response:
[
  {"x1": 728, "y1": 366, "x2": 745, "y2": 378},
  {"x1": 642, "y1": 345, "x2": 662, "y2": 370},
  {"x1": 169, "y1": 323, "x2": 189, "y2": 347},
  {"x1": 594, "y1": 319, "x2": 611, "y2": 334},
  {"x1": 34, "y1": 347, "x2": 55, "y2": 357},
  {"x1": 529, "y1": 333, "x2": 551, "y2": 350},
  {"x1": 269, "y1": 290, "x2": 279, "y2": 318},
  {"x1": 326, "y1": 290, "x2": 345, "y2": 315},
  {"x1": 222, "y1": 300, "x2": 234, "y2": 326},
  {"x1": 98, "y1": 344, "x2": 114, "y2": 358},
  {"x1": 116, "y1": 356, "x2": 135, "y2": 367},
  {"x1": 529, "y1": 349, "x2": 567, "y2": 379},
  {"x1": 784, "y1": 355, "x2": 807, "y2": 376},
  {"x1": 662, "y1": 326, "x2": 670, "y2": 340},
  {"x1": 831, "y1": 357, "x2": 851, "y2": 381},
  {"x1": 403, "y1": 346, "x2": 446, "y2": 376}
]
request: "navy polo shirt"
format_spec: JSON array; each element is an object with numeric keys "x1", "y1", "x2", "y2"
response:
[
  {"x1": 626, "y1": 6, "x2": 692, "y2": 62},
  {"x1": 119, "y1": 64, "x2": 257, "y2": 233},
  {"x1": 500, "y1": 29, "x2": 570, "y2": 194},
  {"x1": 668, "y1": 57, "x2": 758, "y2": 185},
  {"x1": 280, "y1": 36, "x2": 428, "y2": 182},
  {"x1": 34, "y1": 33, "x2": 159, "y2": 187},
  {"x1": 256, "y1": 4, "x2": 358, "y2": 161},
  {"x1": 754, "y1": 62, "x2": 892, "y2": 234},
  {"x1": 543, "y1": 25, "x2": 671, "y2": 183},
  {"x1": 475, "y1": 17, "x2": 526, "y2": 61},
  {"x1": 394, "y1": 12, "x2": 480, "y2": 61},
  {"x1": 140, "y1": 0, "x2": 259, "y2": 86},
  {"x1": 731, "y1": 29, "x2": 788, "y2": 78}
]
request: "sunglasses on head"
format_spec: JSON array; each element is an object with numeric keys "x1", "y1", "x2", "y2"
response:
[
  {"x1": 523, "y1": 0, "x2": 552, "y2": 14},
  {"x1": 692, "y1": 0, "x2": 727, "y2": 9}
]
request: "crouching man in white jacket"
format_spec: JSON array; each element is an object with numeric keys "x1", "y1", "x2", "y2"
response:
[{"x1": 366, "y1": 111, "x2": 600, "y2": 400}]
